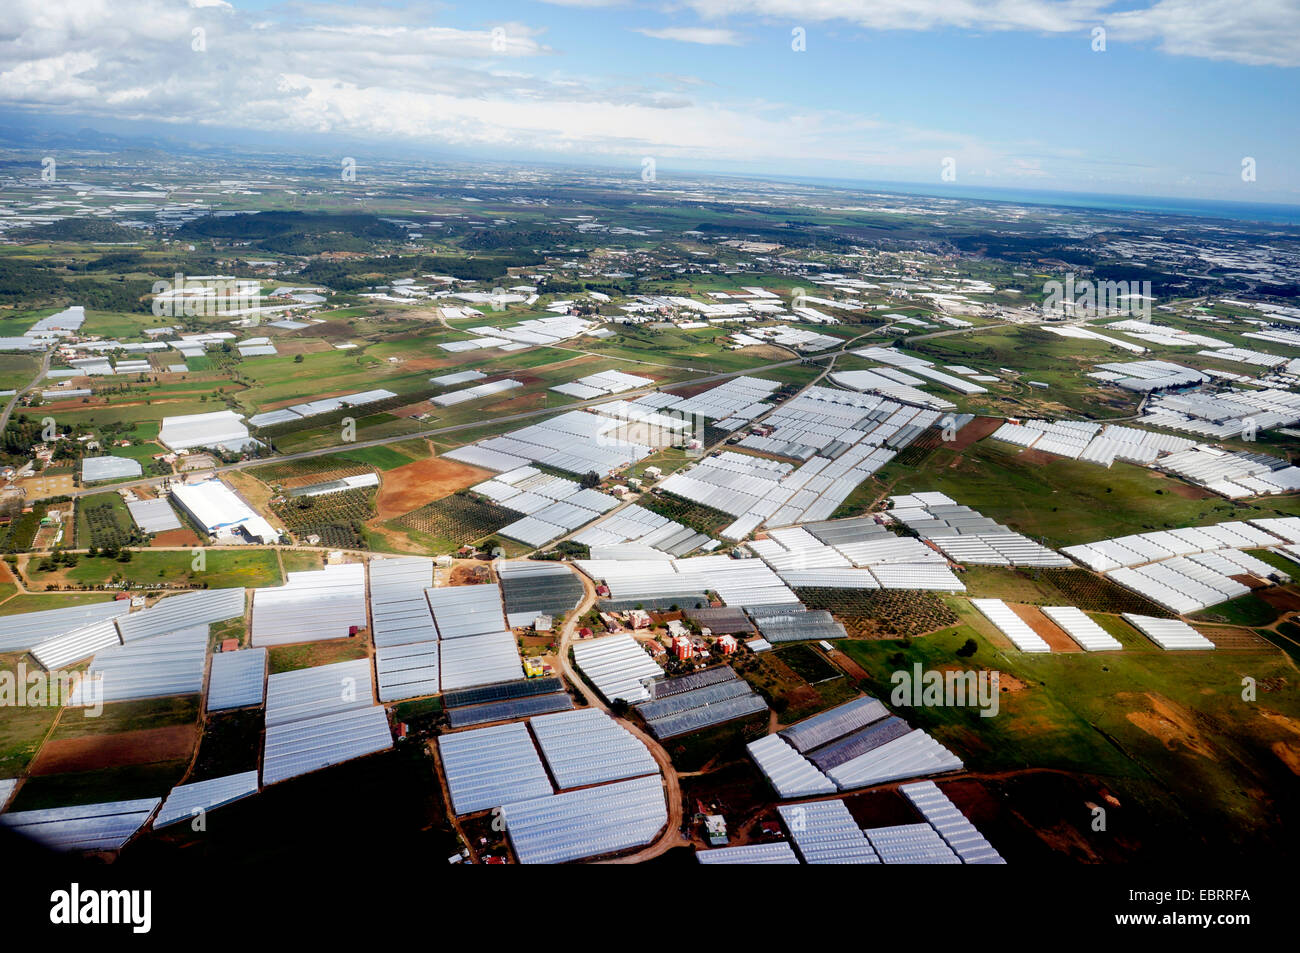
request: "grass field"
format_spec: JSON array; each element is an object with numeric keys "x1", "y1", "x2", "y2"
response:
[
  {"x1": 1191, "y1": 593, "x2": 1282, "y2": 628},
  {"x1": 883, "y1": 440, "x2": 1274, "y2": 546},
  {"x1": 267, "y1": 639, "x2": 368, "y2": 674},
  {"x1": 0, "y1": 592, "x2": 120, "y2": 615},
  {"x1": 30, "y1": 549, "x2": 282, "y2": 590},
  {"x1": 836, "y1": 618, "x2": 1300, "y2": 857},
  {"x1": 47, "y1": 695, "x2": 200, "y2": 741},
  {"x1": 280, "y1": 549, "x2": 326, "y2": 573},
  {"x1": 0, "y1": 652, "x2": 61, "y2": 777}
]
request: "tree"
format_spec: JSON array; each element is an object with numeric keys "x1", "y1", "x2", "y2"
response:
[
  {"x1": 294, "y1": 354, "x2": 304, "y2": 364},
  {"x1": 956, "y1": 638, "x2": 978, "y2": 658},
  {"x1": 580, "y1": 471, "x2": 600, "y2": 489},
  {"x1": 609, "y1": 698, "x2": 631, "y2": 717}
]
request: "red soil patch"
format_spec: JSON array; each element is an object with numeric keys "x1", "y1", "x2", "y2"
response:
[
  {"x1": 274, "y1": 338, "x2": 332, "y2": 356},
  {"x1": 1258, "y1": 588, "x2": 1300, "y2": 612},
  {"x1": 1016, "y1": 448, "x2": 1056, "y2": 466},
  {"x1": 668, "y1": 380, "x2": 723, "y2": 400},
  {"x1": 1011, "y1": 603, "x2": 1082, "y2": 652},
  {"x1": 950, "y1": 415, "x2": 1003, "y2": 451},
  {"x1": 32, "y1": 724, "x2": 198, "y2": 775},
  {"x1": 1166, "y1": 482, "x2": 1213, "y2": 500},
  {"x1": 149, "y1": 527, "x2": 203, "y2": 547},
  {"x1": 449, "y1": 564, "x2": 493, "y2": 586},
  {"x1": 373, "y1": 456, "x2": 492, "y2": 519}
]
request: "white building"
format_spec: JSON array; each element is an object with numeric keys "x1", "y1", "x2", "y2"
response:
[
  {"x1": 158, "y1": 410, "x2": 256, "y2": 453},
  {"x1": 170, "y1": 479, "x2": 278, "y2": 543}
]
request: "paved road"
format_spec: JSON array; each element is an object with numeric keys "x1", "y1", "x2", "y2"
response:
[{"x1": 0, "y1": 347, "x2": 52, "y2": 435}]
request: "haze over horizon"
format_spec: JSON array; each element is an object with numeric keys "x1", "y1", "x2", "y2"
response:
[{"x1": 3, "y1": 0, "x2": 1298, "y2": 206}]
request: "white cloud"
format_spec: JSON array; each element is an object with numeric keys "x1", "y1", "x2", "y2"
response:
[
  {"x1": 1104, "y1": 0, "x2": 1300, "y2": 68},
  {"x1": 681, "y1": 0, "x2": 1105, "y2": 34},
  {"x1": 679, "y1": 0, "x2": 1300, "y2": 66},
  {"x1": 0, "y1": 0, "x2": 1260, "y2": 196},
  {"x1": 634, "y1": 26, "x2": 745, "y2": 45}
]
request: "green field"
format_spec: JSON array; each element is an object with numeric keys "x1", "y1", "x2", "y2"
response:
[
  {"x1": 836, "y1": 620, "x2": 1300, "y2": 855},
  {"x1": 267, "y1": 639, "x2": 368, "y2": 673},
  {"x1": 0, "y1": 591, "x2": 120, "y2": 615},
  {"x1": 44, "y1": 549, "x2": 281, "y2": 590},
  {"x1": 0, "y1": 652, "x2": 61, "y2": 777},
  {"x1": 882, "y1": 439, "x2": 1278, "y2": 547},
  {"x1": 75, "y1": 491, "x2": 137, "y2": 550}
]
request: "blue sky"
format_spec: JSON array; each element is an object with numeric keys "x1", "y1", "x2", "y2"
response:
[{"x1": 2, "y1": 0, "x2": 1297, "y2": 204}]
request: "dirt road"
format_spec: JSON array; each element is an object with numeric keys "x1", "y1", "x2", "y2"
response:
[{"x1": 554, "y1": 567, "x2": 689, "y2": 863}]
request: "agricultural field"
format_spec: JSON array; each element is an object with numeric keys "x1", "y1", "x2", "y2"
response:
[
  {"x1": 388, "y1": 493, "x2": 523, "y2": 551},
  {"x1": 22, "y1": 548, "x2": 281, "y2": 590},
  {"x1": 881, "y1": 439, "x2": 1278, "y2": 547},
  {"x1": 75, "y1": 492, "x2": 140, "y2": 550},
  {"x1": 268, "y1": 639, "x2": 369, "y2": 674},
  {"x1": 249, "y1": 456, "x2": 373, "y2": 486},
  {"x1": 959, "y1": 566, "x2": 1175, "y2": 616},
  {"x1": 836, "y1": 621, "x2": 1300, "y2": 861},
  {"x1": 639, "y1": 491, "x2": 735, "y2": 536},
  {"x1": 730, "y1": 648, "x2": 859, "y2": 723},
  {"x1": 0, "y1": 652, "x2": 63, "y2": 777},
  {"x1": 794, "y1": 587, "x2": 960, "y2": 639},
  {"x1": 272, "y1": 488, "x2": 374, "y2": 549},
  {"x1": 188, "y1": 709, "x2": 262, "y2": 783}
]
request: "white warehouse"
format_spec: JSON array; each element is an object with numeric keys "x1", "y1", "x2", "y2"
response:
[
  {"x1": 170, "y1": 479, "x2": 279, "y2": 543},
  {"x1": 158, "y1": 410, "x2": 257, "y2": 453}
]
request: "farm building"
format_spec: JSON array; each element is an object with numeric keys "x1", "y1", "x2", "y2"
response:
[
  {"x1": 159, "y1": 410, "x2": 258, "y2": 453},
  {"x1": 170, "y1": 479, "x2": 278, "y2": 543},
  {"x1": 81, "y1": 455, "x2": 142, "y2": 483}
]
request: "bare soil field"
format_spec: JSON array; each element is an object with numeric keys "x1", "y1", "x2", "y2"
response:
[
  {"x1": 150, "y1": 527, "x2": 203, "y2": 547},
  {"x1": 18, "y1": 473, "x2": 76, "y2": 498},
  {"x1": 1011, "y1": 603, "x2": 1082, "y2": 653},
  {"x1": 373, "y1": 457, "x2": 491, "y2": 519},
  {"x1": 1257, "y1": 588, "x2": 1300, "y2": 612},
  {"x1": 1120, "y1": 691, "x2": 1217, "y2": 760},
  {"x1": 1167, "y1": 482, "x2": 1214, "y2": 500},
  {"x1": 1016, "y1": 448, "x2": 1056, "y2": 466},
  {"x1": 1198, "y1": 624, "x2": 1276, "y2": 650},
  {"x1": 449, "y1": 563, "x2": 492, "y2": 586},
  {"x1": 949, "y1": 415, "x2": 1003, "y2": 451},
  {"x1": 31, "y1": 723, "x2": 198, "y2": 775}
]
